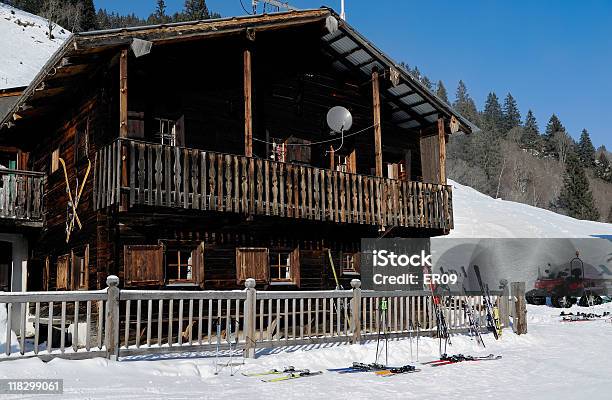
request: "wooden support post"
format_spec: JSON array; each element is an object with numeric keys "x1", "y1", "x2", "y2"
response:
[
  {"x1": 511, "y1": 282, "x2": 527, "y2": 335},
  {"x1": 350, "y1": 279, "x2": 362, "y2": 344},
  {"x1": 105, "y1": 275, "x2": 121, "y2": 360},
  {"x1": 244, "y1": 278, "x2": 257, "y2": 358},
  {"x1": 243, "y1": 49, "x2": 253, "y2": 158},
  {"x1": 119, "y1": 49, "x2": 128, "y2": 138},
  {"x1": 371, "y1": 69, "x2": 383, "y2": 177},
  {"x1": 119, "y1": 49, "x2": 129, "y2": 211},
  {"x1": 437, "y1": 118, "x2": 446, "y2": 183}
]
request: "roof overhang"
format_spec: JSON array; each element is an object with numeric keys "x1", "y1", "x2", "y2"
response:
[{"x1": 0, "y1": 8, "x2": 479, "y2": 136}]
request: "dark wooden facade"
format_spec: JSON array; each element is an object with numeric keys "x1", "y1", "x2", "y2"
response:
[{"x1": 0, "y1": 9, "x2": 475, "y2": 292}]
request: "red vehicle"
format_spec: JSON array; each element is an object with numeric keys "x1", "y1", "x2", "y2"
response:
[{"x1": 526, "y1": 252, "x2": 604, "y2": 308}]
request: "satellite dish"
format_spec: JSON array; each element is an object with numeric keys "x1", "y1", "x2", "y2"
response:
[{"x1": 326, "y1": 106, "x2": 353, "y2": 134}]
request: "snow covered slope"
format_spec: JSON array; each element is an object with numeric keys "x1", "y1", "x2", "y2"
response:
[
  {"x1": 0, "y1": 2, "x2": 69, "y2": 89},
  {"x1": 447, "y1": 179, "x2": 612, "y2": 238}
]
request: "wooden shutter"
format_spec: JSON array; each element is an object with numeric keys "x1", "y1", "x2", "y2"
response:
[
  {"x1": 56, "y1": 255, "x2": 69, "y2": 290},
  {"x1": 191, "y1": 242, "x2": 205, "y2": 288},
  {"x1": 175, "y1": 115, "x2": 185, "y2": 146},
  {"x1": 236, "y1": 247, "x2": 269, "y2": 285},
  {"x1": 127, "y1": 111, "x2": 145, "y2": 138},
  {"x1": 419, "y1": 133, "x2": 441, "y2": 183},
  {"x1": 353, "y1": 252, "x2": 361, "y2": 274},
  {"x1": 290, "y1": 247, "x2": 301, "y2": 287},
  {"x1": 124, "y1": 245, "x2": 164, "y2": 287}
]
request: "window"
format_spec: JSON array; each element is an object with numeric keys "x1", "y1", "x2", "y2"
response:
[
  {"x1": 341, "y1": 252, "x2": 360, "y2": 275},
  {"x1": 56, "y1": 254, "x2": 69, "y2": 290},
  {"x1": 74, "y1": 119, "x2": 89, "y2": 162},
  {"x1": 154, "y1": 118, "x2": 177, "y2": 146},
  {"x1": 166, "y1": 249, "x2": 193, "y2": 282},
  {"x1": 270, "y1": 141, "x2": 287, "y2": 162},
  {"x1": 332, "y1": 149, "x2": 356, "y2": 173},
  {"x1": 71, "y1": 245, "x2": 89, "y2": 290},
  {"x1": 51, "y1": 148, "x2": 60, "y2": 173},
  {"x1": 270, "y1": 251, "x2": 292, "y2": 282},
  {"x1": 270, "y1": 248, "x2": 300, "y2": 286},
  {"x1": 154, "y1": 115, "x2": 184, "y2": 147}
]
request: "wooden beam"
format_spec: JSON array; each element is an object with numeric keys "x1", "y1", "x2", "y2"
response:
[
  {"x1": 243, "y1": 48, "x2": 253, "y2": 158},
  {"x1": 438, "y1": 118, "x2": 446, "y2": 184},
  {"x1": 371, "y1": 69, "x2": 383, "y2": 177},
  {"x1": 119, "y1": 49, "x2": 128, "y2": 138}
]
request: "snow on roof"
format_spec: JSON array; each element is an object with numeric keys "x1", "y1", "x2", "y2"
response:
[{"x1": 0, "y1": 2, "x2": 69, "y2": 90}]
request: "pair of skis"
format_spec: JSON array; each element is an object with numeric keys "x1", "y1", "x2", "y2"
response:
[
  {"x1": 328, "y1": 362, "x2": 420, "y2": 377},
  {"x1": 474, "y1": 265, "x2": 502, "y2": 339},
  {"x1": 423, "y1": 353, "x2": 502, "y2": 367},
  {"x1": 243, "y1": 367, "x2": 323, "y2": 382}
]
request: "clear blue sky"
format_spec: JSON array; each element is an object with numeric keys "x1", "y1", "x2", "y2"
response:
[{"x1": 95, "y1": 0, "x2": 612, "y2": 149}]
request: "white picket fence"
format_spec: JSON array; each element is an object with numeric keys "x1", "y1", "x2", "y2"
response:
[{"x1": 0, "y1": 276, "x2": 515, "y2": 361}]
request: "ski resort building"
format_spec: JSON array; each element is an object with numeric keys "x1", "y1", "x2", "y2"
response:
[{"x1": 0, "y1": 8, "x2": 477, "y2": 293}]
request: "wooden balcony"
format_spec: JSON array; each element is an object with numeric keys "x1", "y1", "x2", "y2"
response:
[
  {"x1": 93, "y1": 139, "x2": 453, "y2": 230},
  {"x1": 0, "y1": 169, "x2": 45, "y2": 225}
]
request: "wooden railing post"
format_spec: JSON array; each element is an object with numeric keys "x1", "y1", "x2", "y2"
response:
[
  {"x1": 511, "y1": 282, "x2": 527, "y2": 335},
  {"x1": 105, "y1": 275, "x2": 121, "y2": 360},
  {"x1": 244, "y1": 278, "x2": 257, "y2": 358},
  {"x1": 350, "y1": 279, "x2": 362, "y2": 344}
]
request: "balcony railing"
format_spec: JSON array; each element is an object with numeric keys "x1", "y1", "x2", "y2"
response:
[
  {"x1": 93, "y1": 138, "x2": 453, "y2": 230},
  {"x1": 0, "y1": 169, "x2": 45, "y2": 224}
]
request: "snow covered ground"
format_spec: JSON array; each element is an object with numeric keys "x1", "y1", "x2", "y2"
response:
[
  {"x1": 0, "y1": 3, "x2": 69, "y2": 89},
  {"x1": 0, "y1": 303, "x2": 610, "y2": 399},
  {"x1": 447, "y1": 179, "x2": 612, "y2": 238}
]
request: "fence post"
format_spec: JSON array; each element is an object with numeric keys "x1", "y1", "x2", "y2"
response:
[
  {"x1": 105, "y1": 275, "x2": 121, "y2": 360},
  {"x1": 498, "y1": 281, "x2": 510, "y2": 328},
  {"x1": 244, "y1": 278, "x2": 257, "y2": 358},
  {"x1": 350, "y1": 279, "x2": 362, "y2": 344},
  {"x1": 511, "y1": 282, "x2": 527, "y2": 335}
]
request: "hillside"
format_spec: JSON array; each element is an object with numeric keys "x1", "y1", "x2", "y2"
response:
[
  {"x1": 0, "y1": 2, "x2": 69, "y2": 89},
  {"x1": 447, "y1": 179, "x2": 612, "y2": 238}
]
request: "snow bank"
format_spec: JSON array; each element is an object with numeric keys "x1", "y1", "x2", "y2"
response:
[
  {"x1": 0, "y1": 3, "x2": 69, "y2": 89},
  {"x1": 448, "y1": 179, "x2": 612, "y2": 238}
]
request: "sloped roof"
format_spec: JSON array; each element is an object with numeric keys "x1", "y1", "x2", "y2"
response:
[{"x1": 0, "y1": 8, "x2": 478, "y2": 135}]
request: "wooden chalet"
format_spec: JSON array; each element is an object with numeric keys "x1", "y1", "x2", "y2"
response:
[{"x1": 0, "y1": 8, "x2": 477, "y2": 293}]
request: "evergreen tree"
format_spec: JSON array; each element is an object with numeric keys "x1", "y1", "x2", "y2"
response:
[
  {"x1": 608, "y1": 205, "x2": 612, "y2": 223},
  {"x1": 453, "y1": 80, "x2": 480, "y2": 126},
  {"x1": 556, "y1": 153, "x2": 600, "y2": 221},
  {"x1": 184, "y1": 0, "x2": 210, "y2": 20},
  {"x1": 521, "y1": 109, "x2": 540, "y2": 150},
  {"x1": 436, "y1": 80, "x2": 448, "y2": 103},
  {"x1": 576, "y1": 129, "x2": 595, "y2": 166},
  {"x1": 79, "y1": 0, "x2": 97, "y2": 31},
  {"x1": 482, "y1": 92, "x2": 503, "y2": 132},
  {"x1": 420, "y1": 75, "x2": 433, "y2": 90},
  {"x1": 502, "y1": 93, "x2": 521, "y2": 133},
  {"x1": 156, "y1": 0, "x2": 167, "y2": 21},
  {"x1": 595, "y1": 151, "x2": 611, "y2": 182},
  {"x1": 542, "y1": 114, "x2": 565, "y2": 156}
]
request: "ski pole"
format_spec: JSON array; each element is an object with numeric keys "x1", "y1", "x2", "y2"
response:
[{"x1": 215, "y1": 318, "x2": 221, "y2": 375}]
